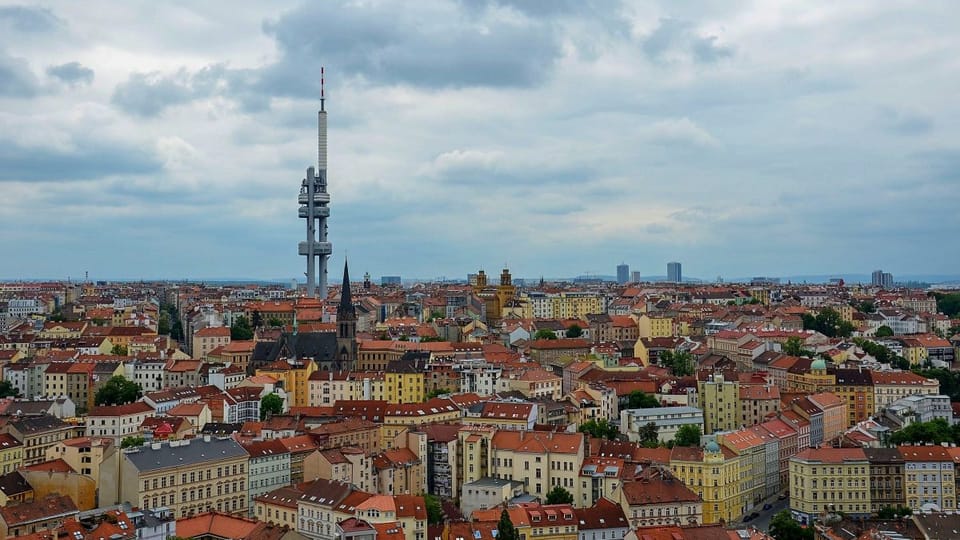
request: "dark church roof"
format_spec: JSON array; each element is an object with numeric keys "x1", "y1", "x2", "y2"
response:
[{"x1": 251, "y1": 332, "x2": 338, "y2": 368}]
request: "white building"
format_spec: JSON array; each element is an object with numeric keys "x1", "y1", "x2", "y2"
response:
[
  {"x1": 243, "y1": 439, "x2": 291, "y2": 517},
  {"x1": 86, "y1": 402, "x2": 156, "y2": 442},
  {"x1": 620, "y1": 406, "x2": 705, "y2": 444}
]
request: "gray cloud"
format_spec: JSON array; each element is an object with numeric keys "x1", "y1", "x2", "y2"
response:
[
  {"x1": 111, "y1": 70, "x2": 201, "y2": 117},
  {"x1": 877, "y1": 106, "x2": 934, "y2": 135},
  {"x1": 0, "y1": 138, "x2": 162, "y2": 182},
  {"x1": 643, "y1": 18, "x2": 733, "y2": 64},
  {"x1": 0, "y1": 5, "x2": 60, "y2": 32},
  {"x1": 0, "y1": 50, "x2": 38, "y2": 97},
  {"x1": 46, "y1": 62, "x2": 94, "y2": 86}
]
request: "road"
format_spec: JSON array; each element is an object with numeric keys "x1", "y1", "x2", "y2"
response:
[{"x1": 745, "y1": 498, "x2": 789, "y2": 532}]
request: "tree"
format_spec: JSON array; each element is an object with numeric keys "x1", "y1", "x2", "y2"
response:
[
  {"x1": 932, "y1": 292, "x2": 960, "y2": 318},
  {"x1": 158, "y1": 311, "x2": 171, "y2": 335},
  {"x1": 121, "y1": 435, "x2": 145, "y2": 449},
  {"x1": 674, "y1": 424, "x2": 702, "y2": 447},
  {"x1": 875, "y1": 325, "x2": 894, "y2": 338},
  {"x1": 889, "y1": 418, "x2": 957, "y2": 445},
  {"x1": 260, "y1": 393, "x2": 284, "y2": 420},
  {"x1": 659, "y1": 350, "x2": 694, "y2": 377},
  {"x1": 627, "y1": 390, "x2": 660, "y2": 409},
  {"x1": 802, "y1": 308, "x2": 854, "y2": 338},
  {"x1": 95, "y1": 375, "x2": 142, "y2": 406},
  {"x1": 231, "y1": 315, "x2": 254, "y2": 340},
  {"x1": 565, "y1": 324, "x2": 583, "y2": 338},
  {"x1": 854, "y1": 300, "x2": 876, "y2": 314},
  {"x1": 251, "y1": 310, "x2": 263, "y2": 328},
  {"x1": 534, "y1": 329, "x2": 558, "y2": 340},
  {"x1": 498, "y1": 508, "x2": 519, "y2": 540},
  {"x1": 423, "y1": 494, "x2": 444, "y2": 524},
  {"x1": 769, "y1": 509, "x2": 814, "y2": 540},
  {"x1": 579, "y1": 419, "x2": 619, "y2": 440},
  {"x1": 110, "y1": 344, "x2": 128, "y2": 356},
  {"x1": 783, "y1": 337, "x2": 815, "y2": 358},
  {"x1": 267, "y1": 317, "x2": 283, "y2": 327},
  {"x1": 545, "y1": 485, "x2": 574, "y2": 505},
  {"x1": 425, "y1": 388, "x2": 452, "y2": 400},
  {"x1": 0, "y1": 380, "x2": 19, "y2": 398},
  {"x1": 638, "y1": 422, "x2": 660, "y2": 447}
]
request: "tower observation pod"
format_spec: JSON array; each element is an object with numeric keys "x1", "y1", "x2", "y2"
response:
[{"x1": 300, "y1": 67, "x2": 333, "y2": 299}]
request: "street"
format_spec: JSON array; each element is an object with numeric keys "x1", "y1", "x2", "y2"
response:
[{"x1": 735, "y1": 498, "x2": 790, "y2": 532}]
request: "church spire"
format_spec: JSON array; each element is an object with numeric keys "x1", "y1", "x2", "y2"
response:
[{"x1": 339, "y1": 259, "x2": 354, "y2": 316}]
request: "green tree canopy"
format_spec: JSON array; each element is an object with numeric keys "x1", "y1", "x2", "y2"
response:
[
  {"x1": 110, "y1": 344, "x2": 128, "y2": 356},
  {"x1": 425, "y1": 388, "x2": 452, "y2": 400},
  {"x1": 0, "y1": 380, "x2": 19, "y2": 398},
  {"x1": 545, "y1": 485, "x2": 574, "y2": 505},
  {"x1": 565, "y1": 324, "x2": 583, "y2": 338},
  {"x1": 158, "y1": 311, "x2": 171, "y2": 335},
  {"x1": 231, "y1": 315, "x2": 254, "y2": 340},
  {"x1": 638, "y1": 422, "x2": 660, "y2": 448},
  {"x1": 94, "y1": 375, "x2": 142, "y2": 406},
  {"x1": 875, "y1": 325, "x2": 895, "y2": 338},
  {"x1": 260, "y1": 393, "x2": 284, "y2": 420},
  {"x1": 674, "y1": 424, "x2": 702, "y2": 447},
  {"x1": 579, "y1": 419, "x2": 619, "y2": 440},
  {"x1": 534, "y1": 329, "x2": 558, "y2": 340},
  {"x1": 627, "y1": 390, "x2": 660, "y2": 409},
  {"x1": 769, "y1": 510, "x2": 814, "y2": 540},
  {"x1": 659, "y1": 350, "x2": 695, "y2": 376},
  {"x1": 267, "y1": 317, "x2": 283, "y2": 327},
  {"x1": 783, "y1": 337, "x2": 815, "y2": 358},
  {"x1": 423, "y1": 494, "x2": 444, "y2": 524},
  {"x1": 801, "y1": 308, "x2": 855, "y2": 338},
  {"x1": 498, "y1": 508, "x2": 519, "y2": 540},
  {"x1": 121, "y1": 435, "x2": 145, "y2": 449},
  {"x1": 888, "y1": 418, "x2": 960, "y2": 446},
  {"x1": 932, "y1": 292, "x2": 960, "y2": 318}
]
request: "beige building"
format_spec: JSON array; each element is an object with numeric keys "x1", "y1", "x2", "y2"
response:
[
  {"x1": 120, "y1": 437, "x2": 250, "y2": 518},
  {"x1": 86, "y1": 402, "x2": 156, "y2": 443},
  {"x1": 305, "y1": 447, "x2": 372, "y2": 493},
  {"x1": 620, "y1": 466, "x2": 703, "y2": 528},
  {"x1": 789, "y1": 448, "x2": 871, "y2": 525},
  {"x1": 1, "y1": 416, "x2": 77, "y2": 466},
  {"x1": 192, "y1": 326, "x2": 231, "y2": 359},
  {"x1": 489, "y1": 431, "x2": 585, "y2": 505}
]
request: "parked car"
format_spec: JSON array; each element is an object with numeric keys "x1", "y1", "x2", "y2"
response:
[
  {"x1": 743, "y1": 514, "x2": 755, "y2": 522},
  {"x1": 763, "y1": 503, "x2": 773, "y2": 510},
  {"x1": 777, "y1": 493, "x2": 788, "y2": 500}
]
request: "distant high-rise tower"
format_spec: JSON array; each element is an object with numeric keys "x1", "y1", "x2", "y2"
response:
[
  {"x1": 299, "y1": 68, "x2": 333, "y2": 299},
  {"x1": 617, "y1": 263, "x2": 630, "y2": 284},
  {"x1": 871, "y1": 269, "x2": 893, "y2": 289},
  {"x1": 667, "y1": 262, "x2": 682, "y2": 283}
]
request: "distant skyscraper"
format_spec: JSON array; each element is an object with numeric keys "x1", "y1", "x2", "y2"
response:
[
  {"x1": 871, "y1": 270, "x2": 893, "y2": 288},
  {"x1": 630, "y1": 271, "x2": 643, "y2": 283},
  {"x1": 381, "y1": 276, "x2": 402, "y2": 286},
  {"x1": 299, "y1": 68, "x2": 332, "y2": 299},
  {"x1": 617, "y1": 263, "x2": 630, "y2": 284},
  {"x1": 667, "y1": 262, "x2": 682, "y2": 283}
]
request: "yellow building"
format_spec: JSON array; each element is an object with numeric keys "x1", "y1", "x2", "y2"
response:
[
  {"x1": 458, "y1": 427, "x2": 496, "y2": 487},
  {"x1": 256, "y1": 358, "x2": 317, "y2": 408},
  {"x1": 37, "y1": 322, "x2": 87, "y2": 339},
  {"x1": 120, "y1": 437, "x2": 250, "y2": 518},
  {"x1": 698, "y1": 374, "x2": 740, "y2": 434},
  {"x1": 45, "y1": 437, "x2": 113, "y2": 479},
  {"x1": 384, "y1": 365, "x2": 426, "y2": 405},
  {"x1": 489, "y1": 431, "x2": 585, "y2": 505},
  {"x1": 308, "y1": 371, "x2": 386, "y2": 406},
  {"x1": 899, "y1": 338, "x2": 928, "y2": 366},
  {"x1": 381, "y1": 399, "x2": 461, "y2": 448},
  {"x1": 669, "y1": 443, "x2": 742, "y2": 524},
  {"x1": 637, "y1": 314, "x2": 674, "y2": 339},
  {"x1": 0, "y1": 434, "x2": 23, "y2": 475},
  {"x1": 789, "y1": 448, "x2": 871, "y2": 525},
  {"x1": 551, "y1": 292, "x2": 604, "y2": 320},
  {"x1": 718, "y1": 429, "x2": 767, "y2": 510}
]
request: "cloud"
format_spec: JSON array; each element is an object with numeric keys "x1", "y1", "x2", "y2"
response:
[
  {"x1": 111, "y1": 69, "x2": 204, "y2": 117},
  {"x1": 0, "y1": 5, "x2": 61, "y2": 32},
  {"x1": 0, "y1": 50, "x2": 39, "y2": 97},
  {"x1": 0, "y1": 137, "x2": 162, "y2": 182},
  {"x1": 877, "y1": 106, "x2": 934, "y2": 135},
  {"x1": 642, "y1": 18, "x2": 733, "y2": 64},
  {"x1": 646, "y1": 118, "x2": 720, "y2": 148},
  {"x1": 46, "y1": 62, "x2": 94, "y2": 87}
]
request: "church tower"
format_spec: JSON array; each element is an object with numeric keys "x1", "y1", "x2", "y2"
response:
[{"x1": 337, "y1": 260, "x2": 357, "y2": 369}]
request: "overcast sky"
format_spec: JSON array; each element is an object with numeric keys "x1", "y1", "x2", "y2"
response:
[{"x1": 1, "y1": 1, "x2": 958, "y2": 282}]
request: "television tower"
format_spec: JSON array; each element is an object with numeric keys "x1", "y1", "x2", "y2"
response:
[{"x1": 299, "y1": 67, "x2": 333, "y2": 299}]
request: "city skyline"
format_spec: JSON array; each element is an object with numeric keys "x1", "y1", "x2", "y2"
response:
[{"x1": 2, "y1": 2, "x2": 959, "y2": 280}]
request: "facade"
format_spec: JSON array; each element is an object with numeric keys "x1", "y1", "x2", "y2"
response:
[
  {"x1": 863, "y1": 448, "x2": 905, "y2": 512},
  {"x1": 900, "y1": 445, "x2": 955, "y2": 512},
  {"x1": 789, "y1": 448, "x2": 871, "y2": 524},
  {"x1": 489, "y1": 431, "x2": 585, "y2": 504},
  {"x1": 667, "y1": 262, "x2": 682, "y2": 283},
  {"x1": 192, "y1": 326, "x2": 231, "y2": 360},
  {"x1": 698, "y1": 374, "x2": 739, "y2": 434},
  {"x1": 460, "y1": 476, "x2": 525, "y2": 517},
  {"x1": 244, "y1": 439, "x2": 291, "y2": 517},
  {"x1": 120, "y1": 437, "x2": 250, "y2": 518},
  {"x1": 669, "y1": 443, "x2": 741, "y2": 524},
  {"x1": 1, "y1": 415, "x2": 76, "y2": 466},
  {"x1": 86, "y1": 402, "x2": 156, "y2": 443},
  {"x1": 619, "y1": 466, "x2": 702, "y2": 528},
  {"x1": 620, "y1": 407, "x2": 704, "y2": 444},
  {"x1": 616, "y1": 264, "x2": 629, "y2": 285}
]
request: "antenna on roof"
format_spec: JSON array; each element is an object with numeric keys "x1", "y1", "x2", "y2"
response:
[{"x1": 320, "y1": 66, "x2": 325, "y2": 112}]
